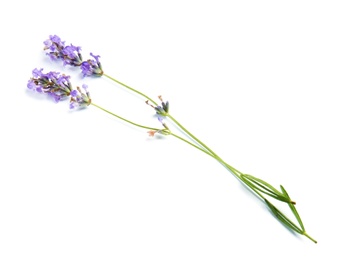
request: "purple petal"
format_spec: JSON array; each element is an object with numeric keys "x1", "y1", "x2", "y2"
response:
[
  {"x1": 32, "y1": 68, "x2": 44, "y2": 78},
  {"x1": 47, "y1": 71, "x2": 60, "y2": 80},
  {"x1": 62, "y1": 45, "x2": 77, "y2": 58},
  {"x1": 70, "y1": 90, "x2": 78, "y2": 97},
  {"x1": 27, "y1": 80, "x2": 36, "y2": 90},
  {"x1": 48, "y1": 92, "x2": 61, "y2": 103},
  {"x1": 157, "y1": 115, "x2": 165, "y2": 123},
  {"x1": 80, "y1": 62, "x2": 92, "y2": 77},
  {"x1": 50, "y1": 35, "x2": 63, "y2": 46},
  {"x1": 36, "y1": 86, "x2": 43, "y2": 93},
  {"x1": 43, "y1": 39, "x2": 52, "y2": 49},
  {"x1": 69, "y1": 101, "x2": 78, "y2": 109},
  {"x1": 56, "y1": 74, "x2": 69, "y2": 85},
  {"x1": 46, "y1": 52, "x2": 58, "y2": 60},
  {"x1": 90, "y1": 52, "x2": 100, "y2": 63}
]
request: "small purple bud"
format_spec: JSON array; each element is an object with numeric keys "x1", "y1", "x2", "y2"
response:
[
  {"x1": 36, "y1": 86, "x2": 43, "y2": 93},
  {"x1": 48, "y1": 92, "x2": 61, "y2": 103},
  {"x1": 80, "y1": 61, "x2": 92, "y2": 77},
  {"x1": 46, "y1": 53, "x2": 58, "y2": 60},
  {"x1": 32, "y1": 68, "x2": 44, "y2": 78},
  {"x1": 157, "y1": 115, "x2": 164, "y2": 123},
  {"x1": 27, "y1": 80, "x2": 36, "y2": 90},
  {"x1": 43, "y1": 39, "x2": 52, "y2": 49},
  {"x1": 90, "y1": 52, "x2": 100, "y2": 63},
  {"x1": 69, "y1": 101, "x2": 77, "y2": 109},
  {"x1": 70, "y1": 90, "x2": 78, "y2": 97},
  {"x1": 49, "y1": 35, "x2": 63, "y2": 46},
  {"x1": 47, "y1": 71, "x2": 60, "y2": 80}
]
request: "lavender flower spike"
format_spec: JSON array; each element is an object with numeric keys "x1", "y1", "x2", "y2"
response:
[
  {"x1": 43, "y1": 35, "x2": 103, "y2": 77},
  {"x1": 44, "y1": 35, "x2": 82, "y2": 66},
  {"x1": 80, "y1": 53, "x2": 103, "y2": 77},
  {"x1": 70, "y1": 84, "x2": 91, "y2": 109},
  {"x1": 27, "y1": 68, "x2": 72, "y2": 102}
]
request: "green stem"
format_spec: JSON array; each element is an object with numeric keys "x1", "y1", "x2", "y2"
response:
[
  {"x1": 167, "y1": 114, "x2": 245, "y2": 181},
  {"x1": 103, "y1": 73, "x2": 158, "y2": 106},
  {"x1": 304, "y1": 232, "x2": 318, "y2": 244},
  {"x1": 167, "y1": 114, "x2": 216, "y2": 155},
  {"x1": 170, "y1": 133, "x2": 213, "y2": 157},
  {"x1": 91, "y1": 103, "x2": 212, "y2": 157},
  {"x1": 91, "y1": 103, "x2": 158, "y2": 131}
]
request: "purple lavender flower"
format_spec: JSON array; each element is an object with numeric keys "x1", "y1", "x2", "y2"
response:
[
  {"x1": 43, "y1": 35, "x2": 103, "y2": 77},
  {"x1": 44, "y1": 35, "x2": 82, "y2": 66},
  {"x1": 44, "y1": 35, "x2": 64, "y2": 51},
  {"x1": 154, "y1": 95, "x2": 169, "y2": 116},
  {"x1": 80, "y1": 53, "x2": 103, "y2": 77},
  {"x1": 145, "y1": 95, "x2": 170, "y2": 116},
  {"x1": 69, "y1": 84, "x2": 91, "y2": 109},
  {"x1": 27, "y1": 68, "x2": 72, "y2": 102},
  {"x1": 61, "y1": 44, "x2": 82, "y2": 66},
  {"x1": 44, "y1": 35, "x2": 65, "y2": 61}
]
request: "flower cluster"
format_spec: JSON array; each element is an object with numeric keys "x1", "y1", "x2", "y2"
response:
[
  {"x1": 146, "y1": 95, "x2": 169, "y2": 116},
  {"x1": 27, "y1": 68, "x2": 72, "y2": 102},
  {"x1": 44, "y1": 35, "x2": 82, "y2": 66},
  {"x1": 27, "y1": 68, "x2": 91, "y2": 109},
  {"x1": 70, "y1": 85, "x2": 91, "y2": 109},
  {"x1": 44, "y1": 35, "x2": 103, "y2": 77},
  {"x1": 80, "y1": 53, "x2": 103, "y2": 77}
]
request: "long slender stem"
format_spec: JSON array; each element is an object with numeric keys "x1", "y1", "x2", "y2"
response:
[
  {"x1": 103, "y1": 73, "x2": 158, "y2": 106},
  {"x1": 91, "y1": 103, "x2": 158, "y2": 131},
  {"x1": 167, "y1": 114, "x2": 217, "y2": 155},
  {"x1": 168, "y1": 114, "x2": 244, "y2": 180},
  {"x1": 102, "y1": 74, "x2": 211, "y2": 153},
  {"x1": 91, "y1": 103, "x2": 213, "y2": 158}
]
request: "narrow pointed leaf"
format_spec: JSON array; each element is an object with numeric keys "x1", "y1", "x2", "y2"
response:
[
  {"x1": 243, "y1": 174, "x2": 284, "y2": 196},
  {"x1": 241, "y1": 174, "x2": 291, "y2": 203},
  {"x1": 265, "y1": 199, "x2": 303, "y2": 234},
  {"x1": 280, "y1": 185, "x2": 305, "y2": 231}
]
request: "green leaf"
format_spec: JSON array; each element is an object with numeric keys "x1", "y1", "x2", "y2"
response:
[
  {"x1": 241, "y1": 174, "x2": 292, "y2": 203},
  {"x1": 280, "y1": 185, "x2": 305, "y2": 231},
  {"x1": 265, "y1": 199, "x2": 303, "y2": 234}
]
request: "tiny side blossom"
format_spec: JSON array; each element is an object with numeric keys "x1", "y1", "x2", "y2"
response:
[
  {"x1": 146, "y1": 95, "x2": 169, "y2": 116},
  {"x1": 147, "y1": 130, "x2": 158, "y2": 137},
  {"x1": 80, "y1": 53, "x2": 103, "y2": 77},
  {"x1": 70, "y1": 84, "x2": 91, "y2": 109}
]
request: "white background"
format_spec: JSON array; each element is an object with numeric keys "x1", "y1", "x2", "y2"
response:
[{"x1": 1, "y1": 1, "x2": 341, "y2": 259}]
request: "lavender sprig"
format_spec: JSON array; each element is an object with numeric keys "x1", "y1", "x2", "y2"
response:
[{"x1": 38, "y1": 35, "x2": 317, "y2": 243}]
